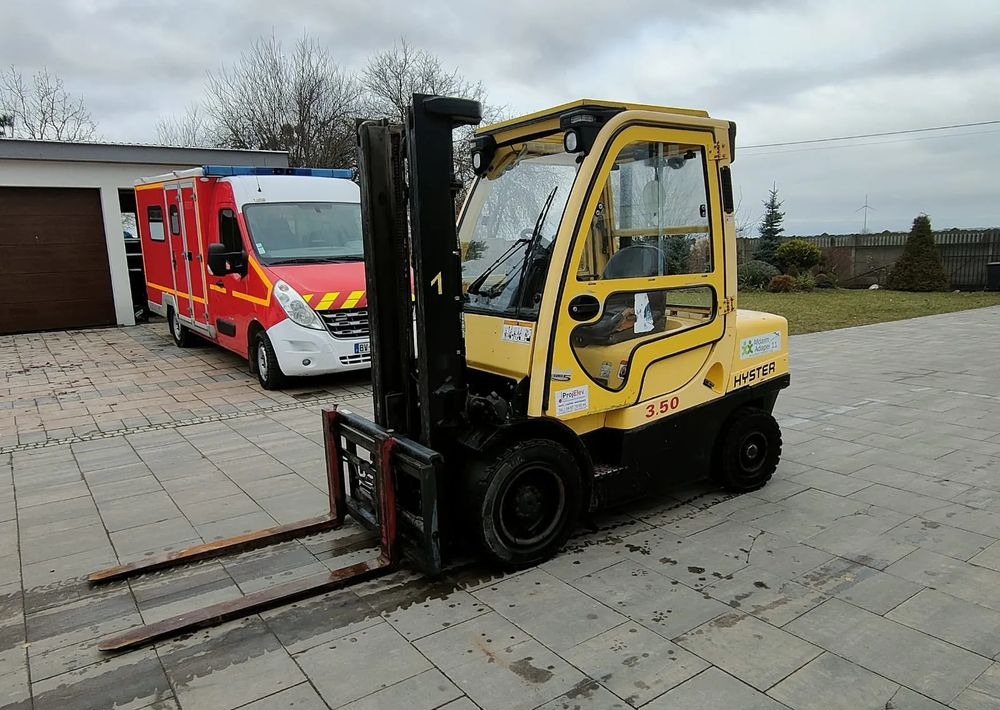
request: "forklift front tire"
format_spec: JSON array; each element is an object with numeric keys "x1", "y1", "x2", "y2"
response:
[
  {"x1": 471, "y1": 439, "x2": 583, "y2": 568},
  {"x1": 254, "y1": 332, "x2": 287, "y2": 390},
  {"x1": 713, "y1": 407, "x2": 781, "y2": 492},
  {"x1": 167, "y1": 307, "x2": 195, "y2": 348}
]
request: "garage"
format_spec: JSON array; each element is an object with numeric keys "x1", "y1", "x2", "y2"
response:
[
  {"x1": 0, "y1": 139, "x2": 288, "y2": 335},
  {"x1": 0, "y1": 186, "x2": 115, "y2": 334}
]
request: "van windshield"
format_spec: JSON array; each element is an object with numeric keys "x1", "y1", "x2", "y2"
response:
[{"x1": 243, "y1": 202, "x2": 363, "y2": 265}]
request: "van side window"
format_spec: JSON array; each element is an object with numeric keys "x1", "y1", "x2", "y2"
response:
[
  {"x1": 168, "y1": 204, "x2": 181, "y2": 235},
  {"x1": 219, "y1": 209, "x2": 242, "y2": 252},
  {"x1": 147, "y1": 206, "x2": 165, "y2": 241}
]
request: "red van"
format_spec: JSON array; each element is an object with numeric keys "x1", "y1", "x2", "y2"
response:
[{"x1": 135, "y1": 166, "x2": 370, "y2": 388}]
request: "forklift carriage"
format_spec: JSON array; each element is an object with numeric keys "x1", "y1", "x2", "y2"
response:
[{"x1": 89, "y1": 93, "x2": 789, "y2": 651}]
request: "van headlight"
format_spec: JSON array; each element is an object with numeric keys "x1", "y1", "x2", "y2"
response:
[{"x1": 273, "y1": 280, "x2": 323, "y2": 330}]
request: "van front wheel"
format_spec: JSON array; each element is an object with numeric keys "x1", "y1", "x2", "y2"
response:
[{"x1": 254, "y1": 332, "x2": 286, "y2": 390}]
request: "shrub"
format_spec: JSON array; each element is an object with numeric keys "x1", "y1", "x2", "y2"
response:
[
  {"x1": 885, "y1": 214, "x2": 949, "y2": 291},
  {"x1": 774, "y1": 239, "x2": 822, "y2": 275},
  {"x1": 767, "y1": 275, "x2": 796, "y2": 293},
  {"x1": 814, "y1": 272, "x2": 837, "y2": 288},
  {"x1": 793, "y1": 273, "x2": 815, "y2": 292},
  {"x1": 738, "y1": 259, "x2": 780, "y2": 289}
]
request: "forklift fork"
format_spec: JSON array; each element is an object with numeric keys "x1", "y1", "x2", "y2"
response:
[{"x1": 91, "y1": 407, "x2": 442, "y2": 652}]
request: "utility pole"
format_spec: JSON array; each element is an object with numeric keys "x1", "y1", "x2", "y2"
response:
[{"x1": 855, "y1": 194, "x2": 876, "y2": 234}]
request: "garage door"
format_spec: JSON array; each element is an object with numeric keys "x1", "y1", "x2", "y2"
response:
[{"x1": 0, "y1": 187, "x2": 115, "y2": 334}]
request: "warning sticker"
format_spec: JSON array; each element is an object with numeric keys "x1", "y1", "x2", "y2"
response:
[
  {"x1": 555, "y1": 385, "x2": 589, "y2": 417},
  {"x1": 739, "y1": 331, "x2": 782, "y2": 360},
  {"x1": 501, "y1": 320, "x2": 533, "y2": 344}
]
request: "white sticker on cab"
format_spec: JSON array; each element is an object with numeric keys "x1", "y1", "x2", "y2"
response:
[
  {"x1": 739, "y1": 331, "x2": 782, "y2": 360},
  {"x1": 500, "y1": 320, "x2": 533, "y2": 344},
  {"x1": 555, "y1": 385, "x2": 589, "y2": 417}
]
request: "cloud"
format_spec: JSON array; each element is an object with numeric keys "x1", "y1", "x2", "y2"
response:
[{"x1": 3, "y1": 0, "x2": 999, "y2": 232}]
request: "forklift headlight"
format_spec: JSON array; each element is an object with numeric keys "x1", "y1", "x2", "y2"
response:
[
  {"x1": 273, "y1": 280, "x2": 324, "y2": 330},
  {"x1": 564, "y1": 130, "x2": 580, "y2": 153},
  {"x1": 472, "y1": 151, "x2": 482, "y2": 171}
]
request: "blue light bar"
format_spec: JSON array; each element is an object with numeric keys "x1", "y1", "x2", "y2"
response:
[{"x1": 201, "y1": 165, "x2": 354, "y2": 179}]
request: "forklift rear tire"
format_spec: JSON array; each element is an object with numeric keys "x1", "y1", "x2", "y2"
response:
[
  {"x1": 254, "y1": 332, "x2": 287, "y2": 390},
  {"x1": 167, "y1": 306, "x2": 195, "y2": 348},
  {"x1": 471, "y1": 439, "x2": 583, "y2": 568},
  {"x1": 713, "y1": 407, "x2": 781, "y2": 492}
]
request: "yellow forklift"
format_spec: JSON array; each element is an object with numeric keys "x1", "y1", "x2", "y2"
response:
[{"x1": 91, "y1": 95, "x2": 788, "y2": 651}]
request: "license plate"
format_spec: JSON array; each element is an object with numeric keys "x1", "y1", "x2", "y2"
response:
[{"x1": 354, "y1": 341, "x2": 370, "y2": 355}]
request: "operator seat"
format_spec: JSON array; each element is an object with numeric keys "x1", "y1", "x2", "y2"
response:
[{"x1": 602, "y1": 243, "x2": 669, "y2": 279}]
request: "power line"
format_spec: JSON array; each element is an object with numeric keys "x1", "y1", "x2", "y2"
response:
[
  {"x1": 739, "y1": 119, "x2": 1000, "y2": 150},
  {"x1": 737, "y1": 127, "x2": 1000, "y2": 157}
]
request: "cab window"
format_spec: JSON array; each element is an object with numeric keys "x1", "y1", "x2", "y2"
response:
[
  {"x1": 577, "y1": 142, "x2": 712, "y2": 281},
  {"x1": 218, "y1": 208, "x2": 242, "y2": 252}
]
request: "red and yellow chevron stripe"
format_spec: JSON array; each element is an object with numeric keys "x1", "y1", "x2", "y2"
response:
[{"x1": 302, "y1": 290, "x2": 368, "y2": 311}]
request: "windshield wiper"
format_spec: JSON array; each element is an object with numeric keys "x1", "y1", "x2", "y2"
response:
[
  {"x1": 466, "y1": 237, "x2": 531, "y2": 296},
  {"x1": 467, "y1": 185, "x2": 560, "y2": 298},
  {"x1": 511, "y1": 186, "x2": 559, "y2": 303}
]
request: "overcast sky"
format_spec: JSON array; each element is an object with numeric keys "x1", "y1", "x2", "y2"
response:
[{"x1": 4, "y1": 0, "x2": 1000, "y2": 234}]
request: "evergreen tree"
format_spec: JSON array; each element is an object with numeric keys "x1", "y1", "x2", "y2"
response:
[
  {"x1": 754, "y1": 185, "x2": 785, "y2": 267},
  {"x1": 885, "y1": 214, "x2": 949, "y2": 291}
]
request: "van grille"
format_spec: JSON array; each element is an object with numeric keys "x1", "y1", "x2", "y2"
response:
[{"x1": 319, "y1": 308, "x2": 369, "y2": 339}]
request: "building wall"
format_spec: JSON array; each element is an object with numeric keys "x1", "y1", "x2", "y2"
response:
[{"x1": 0, "y1": 159, "x2": 199, "y2": 326}]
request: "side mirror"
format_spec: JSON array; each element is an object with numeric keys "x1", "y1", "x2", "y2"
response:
[
  {"x1": 207, "y1": 243, "x2": 231, "y2": 276},
  {"x1": 208, "y1": 243, "x2": 246, "y2": 276}
]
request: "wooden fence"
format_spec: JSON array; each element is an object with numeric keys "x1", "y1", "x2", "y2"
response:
[{"x1": 736, "y1": 229, "x2": 1000, "y2": 289}]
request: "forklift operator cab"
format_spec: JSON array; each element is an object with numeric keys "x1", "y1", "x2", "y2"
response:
[{"x1": 349, "y1": 97, "x2": 790, "y2": 571}]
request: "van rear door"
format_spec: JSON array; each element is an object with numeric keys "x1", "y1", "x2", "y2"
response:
[{"x1": 164, "y1": 181, "x2": 210, "y2": 331}]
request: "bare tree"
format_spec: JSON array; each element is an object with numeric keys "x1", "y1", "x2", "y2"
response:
[
  {"x1": 155, "y1": 103, "x2": 216, "y2": 147},
  {"x1": 0, "y1": 66, "x2": 98, "y2": 141},
  {"x1": 203, "y1": 33, "x2": 361, "y2": 167},
  {"x1": 362, "y1": 38, "x2": 504, "y2": 187}
]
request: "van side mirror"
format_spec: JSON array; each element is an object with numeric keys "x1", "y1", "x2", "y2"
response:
[{"x1": 207, "y1": 243, "x2": 246, "y2": 276}]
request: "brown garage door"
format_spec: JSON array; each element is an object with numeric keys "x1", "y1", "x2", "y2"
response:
[{"x1": 0, "y1": 187, "x2": 116, "y2": 334}]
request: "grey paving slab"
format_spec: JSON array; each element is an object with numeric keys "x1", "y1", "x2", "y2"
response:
[
  {"x1": 413, "y1": 611, "x2": 531, "y2": 671},
  {"x1": 571, "y1": 560, "x2": 731, "y2": 639},
  {"x1": 533, "y1": 682, "x2": 630, "y2": 709},
  {"x1": 850, "y1": 464, "x2": 971, "y2": 500},
  {"x1": 803, "y1": 513, "x2": 917, "y2": 569},
  {"x1": 885, "y1": 548, "x2": 1000, "y2": 611},
  {"x1": 788, "y1": 467, "x2": 874, "y2": 496},
  {"x1": 767, "y1": 652, "x2": 898, "y2": 710},
  {"x1": 442, "y1": 636, "x2": 589, "y2": 710},
  {"x1": 704, "y1": 565, "x2": 828, "y2": 626},
  {"x1": 970, "y1": 539, "x2": 1000, "y2": 572},
  {"x1": 562, "y1": 622, "x2": 709, "y2": 706},
  {"x1": 236, "y1": 682, "x2": 328, "y2": 709},
  {"x1": 784, "y1": 598, "x2": 992, "y2": 703},
  {"x1": 29, "y1": 647, "x2": 172, "y2": 710},
  {"x1": 848, "y1": 484, "x2": 952, "y2": 517},
  {"x1": 295, "y1": 622, "x2": 431, "y2": 708},
  {"x1": 674, "y1": 611, "x2": 821, "y2": 690},
  {"x1": 472, "y1": 568, "x2": 625, "y2": 651},
  {"x1": 159, "y1": 617, "x2": 306, "y2": 710},
  {"x1": 643, "y1": 667, "x2": 789, "y2": 710},
  {"x1": 261, "y1": 587, "x2": 380, "y2": 656},
  {"x1": 380, "y1": 586, "x2": 489, "y2": 641},
  {"x1": 795, "y1": 557, "x2": 925, "y2": 614},
  {"x1": 340, "y1": 668, "x2": 462, "y2": 710},
  {"x1": 887, "y1": 517, "x2": 995, "y2": 560},
  {"x1": 886, "y1": 588, "x2": 1000, "y2": 657}
]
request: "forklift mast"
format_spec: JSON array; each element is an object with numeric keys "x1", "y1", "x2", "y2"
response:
[{"x1": 358, "y1": 95, "x2": 482, "y2": 450}]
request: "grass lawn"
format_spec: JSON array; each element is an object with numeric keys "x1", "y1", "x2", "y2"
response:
[{"x1": 738, "y1": 289, "x2": 1000, "y2": 335}]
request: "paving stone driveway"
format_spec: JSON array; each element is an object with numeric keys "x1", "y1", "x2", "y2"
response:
[{"x1": 2, "y1": 307, "x2": 1000, "y2": 710}]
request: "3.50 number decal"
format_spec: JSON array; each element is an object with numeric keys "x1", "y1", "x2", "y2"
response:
[{"x1": 645, "y1": 396, "x2": 680, "y2": 418}]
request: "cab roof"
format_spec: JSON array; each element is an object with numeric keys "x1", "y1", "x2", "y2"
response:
[{"x1": 477, "y1": 99, "x2": 710, "y2": 138}]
